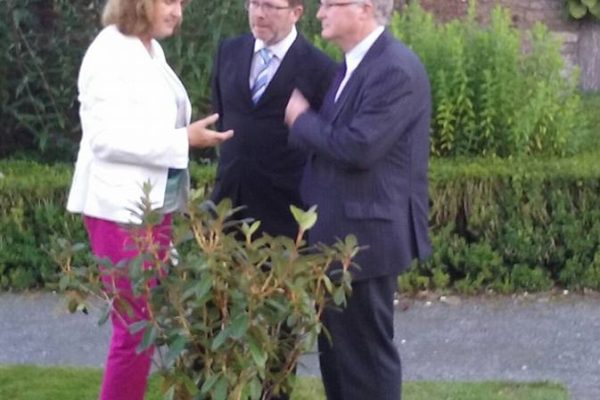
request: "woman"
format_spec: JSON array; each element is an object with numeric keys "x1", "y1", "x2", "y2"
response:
[{"x1": 66, "y1": 0, "x2": 232, "y2": 398}]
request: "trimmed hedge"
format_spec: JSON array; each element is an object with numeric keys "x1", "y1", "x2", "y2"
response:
[
  {"x1": 0, "y1": 161, "x2": 85, "y2": 289},
  {"x1": 1, "y1": 156, "x2": 599, "y2": 292},
  {"x1": 0, "y1": 160, "x2": 216, "y2": 290},
  {"x1": 402, "y1": 152, "x2": 600, "y2": 293}
]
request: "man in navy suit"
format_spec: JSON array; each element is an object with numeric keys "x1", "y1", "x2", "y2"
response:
[
  {"x1": 211, "y1": 0, "x2": 336, "y2": 239},
  {"x1": 285, "y1": 0, "x2": 432, "y2": 398},
  {"x1": 211, "y1": 1, "x2": 336, "y2": 399}
]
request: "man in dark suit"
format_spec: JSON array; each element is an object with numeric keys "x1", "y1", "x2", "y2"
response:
[
  {"x1": 211, "y1": 0, "x2": 337, "y2": 239},
  {"x1": 284, "y1": 0, "x2": 432, "y2": 398}
]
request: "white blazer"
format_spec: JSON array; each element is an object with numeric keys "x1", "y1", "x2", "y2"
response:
[{"x1": 67, "y1": 25, "x2": 192, "y2": 223}]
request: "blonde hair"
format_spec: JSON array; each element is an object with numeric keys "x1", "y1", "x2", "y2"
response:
[{"x1": 101, "y1": 0, "x2": 156, "y2": 37}]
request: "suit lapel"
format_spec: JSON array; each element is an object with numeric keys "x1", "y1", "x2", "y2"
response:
[
  {"x1": 328, "y1": 30, "x2": 390, "y2": 122},
  {"x1": 236, "y1": 35, "x2": 255, "y2": 106}
]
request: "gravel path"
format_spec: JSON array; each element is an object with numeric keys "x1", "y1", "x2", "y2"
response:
[{"x1": 1, "y1": 292, "x2": 598, "y2": 399}]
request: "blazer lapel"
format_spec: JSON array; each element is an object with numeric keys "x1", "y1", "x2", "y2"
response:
[
  {"x1": 328, "y1": 30, "x2": 390, "y2": 122},
  {"x1": 236, "y1": 35, "x2": 255, "y2": 106}
]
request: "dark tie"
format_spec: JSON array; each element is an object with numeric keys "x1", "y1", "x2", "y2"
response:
[{"x1": 321, "y1": 60, "x2": 347, "y2": 116}]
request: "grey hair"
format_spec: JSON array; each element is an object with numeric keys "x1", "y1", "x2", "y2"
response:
[{"x1": 369, "y1": 0, "x2": 394, "y2": 25}]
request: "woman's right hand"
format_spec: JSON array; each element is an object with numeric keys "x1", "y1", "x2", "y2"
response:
[{"x1": 187, "y1": 113, "x2": 233, "y2": 148}]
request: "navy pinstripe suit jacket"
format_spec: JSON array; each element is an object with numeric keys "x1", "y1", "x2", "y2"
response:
[{"x1": 290, "y1": 30, "x2": 432, "y2": 280}]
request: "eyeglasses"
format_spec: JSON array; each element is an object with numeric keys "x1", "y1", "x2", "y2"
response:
[
  {"x1": 318, "y1": 0, "x2": 365, "y2": 9},
  {"x1": 245, "y1": 1, "x2": 292, "y2": 13}
]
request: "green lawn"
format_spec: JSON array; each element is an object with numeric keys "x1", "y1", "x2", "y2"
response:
[{"x1": 0, "y1": 365, "x2": 568, "y2": 400}]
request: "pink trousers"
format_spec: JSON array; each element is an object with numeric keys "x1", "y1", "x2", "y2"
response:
[{"x1": 84, "y1": 214, "x2": 172, "y2": 400}]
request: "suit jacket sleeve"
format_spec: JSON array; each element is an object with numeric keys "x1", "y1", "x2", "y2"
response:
[{"x1": 290, "y1": 64, "x2": 417, "y2": 170}]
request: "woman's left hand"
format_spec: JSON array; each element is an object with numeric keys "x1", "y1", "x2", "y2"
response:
[{"x1": 187, "y1": 113, "x2": 234, "y2": 148}]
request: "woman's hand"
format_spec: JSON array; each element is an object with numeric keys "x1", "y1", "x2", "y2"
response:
[{"x1": 187, "y1": 113, "x2": 233, "y2": 148}]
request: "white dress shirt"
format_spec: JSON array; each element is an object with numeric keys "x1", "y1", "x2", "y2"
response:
[
  {"x1": 249, "y1": 26, "x2": 298, "y2": 89},
  {"x1": 335, "y1": 26, "x2": 385, "y2": 101}
]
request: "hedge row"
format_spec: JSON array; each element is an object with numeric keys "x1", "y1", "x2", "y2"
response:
[
  {"x1": 401, "y1": 153, "x2": 600, "y2": 293},
  {"x1": 1, "y1": 156, "x2": 599, "y2": 292}
]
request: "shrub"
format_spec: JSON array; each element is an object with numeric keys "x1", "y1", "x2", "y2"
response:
[
  {"x1": 3, "y1": 156, "x2": 599, "y2": 294},
  {"x1": 392, "y1": 2, "x2": 586, "y2": 158},
  {"x1": 0, "y1": 160, "x2": 216, "y2": 290},
  {"x1": 1, "y1": 1, "x2": 590, "y2": 161},
  {"x1": 399, "y1": 152, "x2": 600, "y2": 293},
  {"x1": 0, "y1": 0, "x2": 102, "y2": 161},
  {"x1": 58, "y1": 187, "x2": 357, "y2": 400},
  {"x1": 0, "y1": 160, "x2": 86, "y2": 289}
]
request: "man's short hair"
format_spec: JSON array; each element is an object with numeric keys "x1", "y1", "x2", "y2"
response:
[
  {"x1": 370, "y1": 0, "x2": 393, "y2": 25},
  {"x1": 101, "y1": 0, "x2": 156, "y2": 37},
  {"x1": 288, "y1": 0, "x2": 305, "y2": 7}
]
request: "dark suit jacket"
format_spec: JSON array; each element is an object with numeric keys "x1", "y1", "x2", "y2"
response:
[
  {"x1": 289, "y1": 30, "x2": 432, "y2": 281},
  {"x1": 211, "y1": 33, "x2": 337, "y2": 238}
]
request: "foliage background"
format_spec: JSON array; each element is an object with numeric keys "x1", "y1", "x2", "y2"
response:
[
  {"x1": 0, "y1": 1, "x2": 591, "y2": 160},
  {"x1": 0, "y1": 2, "x2": 598, "y2": 293},
  {"x1": 2, "y1": 155, "x2": 599, "y2": 293},
  {"x1": 0, "y1": 0, "x2": 321, "y2": 162}
]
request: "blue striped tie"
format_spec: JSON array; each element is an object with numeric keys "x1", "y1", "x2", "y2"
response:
[{"x1": 251, "y1": 48, "x2": 275, "y2": 104}]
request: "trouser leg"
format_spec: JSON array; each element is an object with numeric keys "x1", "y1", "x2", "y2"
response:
[
  {"x1": 318, "y1": 274, "x2": 401, "y2": 400},
  {"x1": 84, "y1": 215, "x2": 172, "y2": 400}
]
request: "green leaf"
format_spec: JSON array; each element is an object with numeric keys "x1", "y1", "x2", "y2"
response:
[
  {"x1": 242, "y1": 220, "x2": 261, "y2": 238},
  {"x1": 582, "y1": 0, "x2": 597, "y2": 8},
  {"x1": 332, "y1": 287, "x2": 346, "y2": 306},
  {"x1": 181, "y1": 275, "x2": 212, "y2": 302},
  {"x1": 137, "y1": 325, "x2": 158, "y2": 353},
  {"x1": 229, "y1": 314, "x2": 249, "y2": 340},
  {"x1": 200, "y1": 374, "x2": 220, "y2": 394},
  {"x1": 248, "y1": 334, "x2": 267, "y2": 371},
  {"x1": 71, "y1": 242, "x2": 87, "y2": 252},
  {"x1": 344, "y1": 234, "x2": 358, "y2": 249},
  {"x1": 195, "y1": 275, "x2": 213, "y2": 300},
  {"x1": 247, "y1": 377, "x2": 263, "y2": 399},
  {"x1": 568, "y1": 0, "x2": 589, "y2": 18},
  {"x1": 97, "y1": 304, "x2": 111, "y2": 326},
  {"x1": 165, "y1": 336, "x2": 187, "y2": 365},
  {"x1": 213, "y1": 376, "x2": 228, "y2": 400},
  {"x1": 290, "y1": 204, "x2": 318, "y2": 231},
  {"x1": 322, "y1": 275, "x2": 333, "y2": 293},
  {"x1": 129, "y1": 320, "x2": 148, "y2": 334},
  {"x1": 589, "y1": 2, "x2": 600, "y2": 17},
  {"x1": 210, "y1": 328, "x2": 230, "y2": 351},
  {"x1": 58, "y1": 275, "x2": 70, "y2": 292}
]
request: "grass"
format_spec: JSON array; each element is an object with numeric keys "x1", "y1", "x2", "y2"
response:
[{"x1": 0, "y1": 365, "x2": 569, "y2": 400}]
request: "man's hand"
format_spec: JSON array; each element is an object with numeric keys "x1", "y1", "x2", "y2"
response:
[
  {"x1": 285, "y1": 89, "x2": 310, "y2": 127},
  {"x1": 187, "y1": 113, "x2": 234, "y2": 148}
]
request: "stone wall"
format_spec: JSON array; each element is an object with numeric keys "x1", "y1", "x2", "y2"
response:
[{"x1": 397, "y1": 0, "x2": 600, "y2": 90}]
